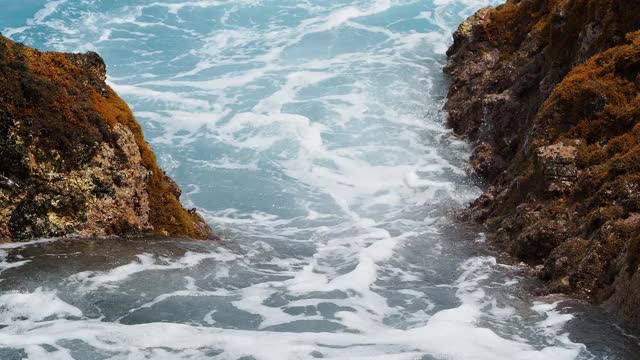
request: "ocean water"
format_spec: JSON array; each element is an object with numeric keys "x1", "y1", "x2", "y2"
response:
[{"x1": 0, "y1": 1, "x2": 639, "y2": 359}]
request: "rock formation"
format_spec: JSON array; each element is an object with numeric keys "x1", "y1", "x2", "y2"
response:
[
  {"x1": 445, "y1": 0, "x2": 640, "y2": 322},
  {"x1": 0, "y1": 34, "x2": 216, "y2": 241}
]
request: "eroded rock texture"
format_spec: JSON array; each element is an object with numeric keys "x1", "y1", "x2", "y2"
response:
[
  {"x1": 0, "y1": 34, "x2": 215, "y2": 241},
  {"x1": 445, "y1": 0, "x2": 640, "y2": 322}
]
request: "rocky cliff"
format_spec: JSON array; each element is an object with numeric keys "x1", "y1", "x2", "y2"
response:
[
  {"x1": 445, "y1": 0, "x2": 640, "y2": 322},
  {"x1": 0, "y1": 34, "x2": 215, "y2": 241}
]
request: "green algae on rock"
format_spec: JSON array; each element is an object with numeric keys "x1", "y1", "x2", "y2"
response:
[
  {"x1": 445, "y1": 0, "x2": 640, "y2": 323},
  {"x1": 0, "y1": 34, "x2": 216, "y2": 241}
]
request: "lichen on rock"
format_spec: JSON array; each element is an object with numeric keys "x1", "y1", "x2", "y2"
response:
[
  {"x1": 445, "y1": 0, "x2": 640, "y2": 322},
  {"x1": 0, "y1": 34, "x2": 216, "y2": 241}
]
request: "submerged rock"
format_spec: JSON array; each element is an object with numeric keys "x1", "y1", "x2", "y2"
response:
[
  {"x1": 0, "y1": 34, "x2": 216, "y2": 241},
  {"x1": 445, "y1": 0, "x2": 640, "y2": 322}
]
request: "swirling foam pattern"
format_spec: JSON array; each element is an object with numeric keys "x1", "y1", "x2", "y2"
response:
[{"x1": 0, "y1": 1, "x2": 634, "y2": 359}]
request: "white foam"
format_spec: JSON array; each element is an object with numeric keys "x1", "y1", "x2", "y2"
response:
[
  {"x1": 28, "y1": 0, "x2": 68, "y2": 25},
  {"x1": 108, "y1": 83, "x2": 211, "y2": 110},
  {"x1": 0, "y1": 250, "x2": 30, "y2": 275},
  {"x1": 0, "y1": 238, "x2": 59, "y2": 250},
  {"x1": 2, "y1": 26, "x2": 28, "y2": 38},
  {"x1": 533, "y1": 300, "x2": 577, "y2": 338},
  {"x1": 124, "y1": 279, "x2": 231, "y2": 315},
  {"x1": 0, "y1": 238, "x2": 60, "y2": 274},
  {"x1": 68, "y1": 250, "x2": 238, "y2": 291},
  {"x1": 0, "y1": 288, "x2": 82, "y2": 323},
  {"x1": 0, "y1": 302, "x2": 582, "y2": 360},
  {"x1": 148, "y1": 0, "x2": 257, "y2": 15}
]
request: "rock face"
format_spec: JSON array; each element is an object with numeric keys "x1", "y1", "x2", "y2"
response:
[
  {"x1": 535, "y1": 144, "x2": 578, "y2": 195},
  {"x1": 445, "y1": 0, "x2": 640, "y2": 322},
  {"x1": 0, "y1": 34, "x2": 216, "y2": 241}
]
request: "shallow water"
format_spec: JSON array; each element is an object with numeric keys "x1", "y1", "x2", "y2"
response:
[{"x1": 1, "y1": 1, "x2": 639, "y2": 359}]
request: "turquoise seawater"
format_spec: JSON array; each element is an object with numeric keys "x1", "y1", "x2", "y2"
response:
[{"x1": 0, "y1": 1, "x2": 638, "y2": 359}]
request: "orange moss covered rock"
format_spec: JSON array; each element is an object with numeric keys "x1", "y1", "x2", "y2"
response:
[
  {"x1": 0, "y1": 34, "x2": 216, "y2": 241},
  {"x1": 446, "y1": 0, "x2": 640, "y2": 322}
]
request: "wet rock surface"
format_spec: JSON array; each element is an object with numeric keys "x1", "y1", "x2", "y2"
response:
[
  {"x1": 0, "y1": 34, "x2": 215, "y2": 241},
  {"x1": 445, "y1": 0, "x2": 640, "y2": 323},
  {"x1": 535, "y1": 144, "x2": 578, "y2": 194}
]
